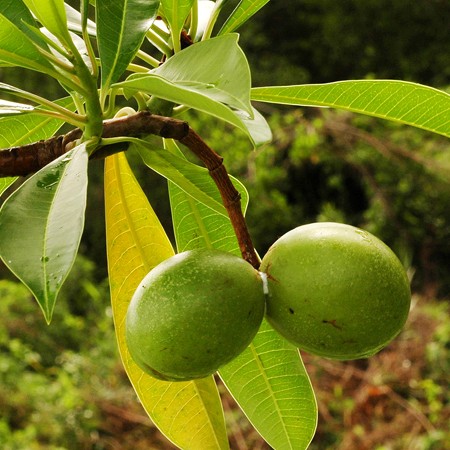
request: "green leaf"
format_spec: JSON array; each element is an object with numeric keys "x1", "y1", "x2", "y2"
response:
[
  {"x1": 0, "y1": 97, "x2": 74, "y2": 198},
  {"x1": 0, "y1": 0, "x2": 42, "y2": 41},
  {"x1": 96, "y1": 0, "x2": 159, "y2": 90},
  {"x1": 0, "y1": 100, "x2": 34, "y2": 116},
  {"x1": 0, "y1": 14, "x2": 53, "y2": 72},
  {"x1": 252, "y1": 80, "x2": 450, "y2": 138},
  {"x1": 219, "y1": 0, "x2": 271, "y2": 35},
  {"x1": 154, "y1": 34, "x2": 253, "y2": 115},
  {"x1": 117, "y1": 74, "x2": 271, "y2": 145},
  {"x1": 0, "y1": 178, "x2": 16, "y2": 196},
  {"x1": 0, "y1": 82, "x2": 77, "y2": 122},
  {"x1": 160, "y1": 0, "x2": 194, "y2": 52},
  {"x1": 0, "y1": 97, "x2": 74, "y2": 148},
  {"x1": 117, "y1": 34, "x2": 273, "y2": 145},
  {"x1": 166, "y1": 138, "x2": 246, "y2": 252},
  {"x1": 39, "y1": 27, "x2": 93, "y2": 73},
  {"x1": 104, "y1": 152, "x2": 229, "y2": 450},
  {"x1": 22, "y1": 0, "x2": 72, "y2": 48},
  {"x1": 133, "y1": 138, "x2": 248, "y2": 218},
  {"x1": 65, "y1": 3, "x2": 96, "y2": 35},
  {"x1": 0, "y1": 143, "x2": 89, "y2": 323},
  {"x1": 219, "y1": 321, "x2": 317, "y2": 449},
  {"x1": 167, "y1": 139, "x2": 318, "y2": 448}
]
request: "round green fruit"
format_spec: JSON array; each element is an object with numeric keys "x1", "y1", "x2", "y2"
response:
[
  {"x1": 126, "y1": 249, "x2": 266, "y2": 381},
  {"x1": 260, "y1": 222, "x2": 411, "y2": 360}
]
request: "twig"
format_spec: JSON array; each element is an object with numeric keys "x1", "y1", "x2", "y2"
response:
[
  {"x1": 0, "y1": 112, "x2": 260, "y2": 268},
  {"x1": 180, "y1": 128, "x2": 260, "y2": 268},
  {"x1": 0, "y1": 112, "x2": 189, "y2": 177}
]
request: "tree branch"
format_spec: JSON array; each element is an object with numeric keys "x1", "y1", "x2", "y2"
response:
[
  {"x1": 0, "y1": 112, "x2": 189, "y2": 177},
  {"x1": 0, "y1": 111, "x2": 260, "y2": 268}
]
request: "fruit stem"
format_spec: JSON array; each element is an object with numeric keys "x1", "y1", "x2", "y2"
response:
[{"x1": 180, "y1": 128, "x2": 261, "y2": 269}]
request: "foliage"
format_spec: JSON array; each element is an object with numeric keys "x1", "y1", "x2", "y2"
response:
[
  {"x1": 239, "y1": 0, "x2": 450, "y2": 86},
  {"x1": 0, "y1": 1, "x2": 448, "y2": 448},
  {"x1": 0, "y1": 271, "x2": 448, "y2": 448},
  {"x1": 0, "y1": 256, "x2": 114, "y2": 449}
]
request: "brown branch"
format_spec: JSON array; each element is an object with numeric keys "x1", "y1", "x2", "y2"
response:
[
  {"x1": 0, "y1": 111, "x2": 260, "y2": 268},
  {"x1": 180, "y1": 128, "x2": 260, "y2": 268},
  {"x1": 0, "y1": 111, "x2": 189, "y2": 177}
]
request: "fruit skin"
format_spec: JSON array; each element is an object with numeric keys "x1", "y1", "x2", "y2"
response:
[
  {"x1": 260, "y1": 222, "x2": 411, "y2": 360},
  {"x1": 126, "y1": 249, "x2": 266, "y2": 381}
]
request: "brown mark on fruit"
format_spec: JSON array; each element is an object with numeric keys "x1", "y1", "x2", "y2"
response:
[
  {"x1": 262, "y1": 263, "x2": 279, "y2": 283},
  {"x1": 322, "y1": 319, "x2": 342, "y2": 330},
  {"x1": 288, "y1": 308, "x2": 295, "y2": 314}
]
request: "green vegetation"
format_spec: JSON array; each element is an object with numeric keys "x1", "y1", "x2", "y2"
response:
[{"x1": 0, "y1": 0, "x2": 448, "y2": 448}]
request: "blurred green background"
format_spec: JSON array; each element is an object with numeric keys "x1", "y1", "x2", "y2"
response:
[{"x1": 0, "y1": 1, "x2": 449, "y2": 448}]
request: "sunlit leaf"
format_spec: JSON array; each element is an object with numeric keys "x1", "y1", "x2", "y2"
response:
[
  {"x1": 168, "y1": 138, "x2": 318, "y2": 448},
  {"x1": 117, "y1": 74, "x2": 270, "y2": 145},
  {"x1": 0, "y1": 0, "x2": 44, "y2": 44},
  {"x1": 104, "y1": 152, "x2": 229, "y2": 450},
  {"x1": 0, "y1": 143, "x2": 89, "y2": 323},
  {"x1": 22, "y1": 0, "x2": 73, "y2": 48},
  {"x1": 154, "y1": 34, "x2": 253, "y2": 115},
  {"x1": 160, "y1": 0, "x2": 194, "y2": 51},
  {"x1": 40, "y1": 27, "x2": 93, "y2": 72},
  {"x1": 0, "y1": 82, "x2": 75, "y2": 121},
  {"x1": 219, "y1": 321, "x2": 317, "y2": 449},
  {"x1": 252, "y1": 80, "x2": 450, "y2": 138},
  {"x1": 193, "y1": 1, "x2": 215, "y2": 41},
  {"x1": 96, "y1": 0, "x2": 159, "y2": 90},
  {"x1": 0, "y1": 99, "x2": 34, "y2": 116},
  {"x1": 219, "y1": 0, "x2": 271, "y2": 35},
  {"x1": 0, "y1": 14, "x2": 53, "y2": 72},
  {"x1": 133, "y1": 138, "x2": 248, "y2": 218},
  {"x1": 65, "y1": 2, "x2": 96, "y2": 35},
  {"x1": 0, "y1": 178, "x2": 16, "y2": 196}
]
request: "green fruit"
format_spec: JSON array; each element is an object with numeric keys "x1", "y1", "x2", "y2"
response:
[
  {"x1": 126, "y1": 249, "x2": 266, "y2": 381},
  {"x1": 260, "y1": 222, "x2": 411, "y2": 360}
]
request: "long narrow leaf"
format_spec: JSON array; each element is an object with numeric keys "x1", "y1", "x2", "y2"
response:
[
  {"x1": 0, "y1": 14, "x2": 53, "y2": 72},
  {"x1": 252, "y1": 80, "x2": 450, "y2": 138},
  {"x1": 96, "y1": 0, "x2": 159, "y2": 90},
  {"x1": 219, "y1": 322, "x2": 317, "y2": 449},
  {"x1": 166, "y1": 139, "x2": 247, "y2": 252},
  {"x1": 104, "y1": 152, "x2": 229, "y2": 450},
  {"x1": 160, "y1": 0, "x2": 194, "y2": 52},
  {"x1": 22, "y1": 0, "x2": 73, "y2": 48},
  {"x1": 219, "y1": 0, "x2": 271, "y2": 35},
  {"x1": 0, "y1": 100, "x2": 34, "y2": 116},
  {"x1": 65, "y1": 3, "x2": 97, "y2": 35},
  {"x1": 133, "y1": 139, "x2": 248, "y2": 218},
  {"x1": 167, "y1": 139, "x2": 318, "y2": 448},
  {"x1": 0, "y1": 143, "x2": 89, "y2": 323},
  {"x1": 0, "y1": 82, "x2": 77, "y2": 123},
  {"x1": 0, "y1": 0, "x2": 45, "y2": 44}
]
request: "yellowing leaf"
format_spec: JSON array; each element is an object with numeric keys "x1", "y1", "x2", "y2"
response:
[{"x1": 104, "y1": 152, "x2": 229, "y2": 450}]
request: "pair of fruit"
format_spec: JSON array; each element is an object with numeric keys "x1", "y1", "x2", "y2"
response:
[{"x1": 126, "y1": 222, "x2": 411, "y2": 381}]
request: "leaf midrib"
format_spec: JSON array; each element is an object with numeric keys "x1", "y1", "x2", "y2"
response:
[{"x1": 247, "y1": 342, "x2": 294, "y2": 450}]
